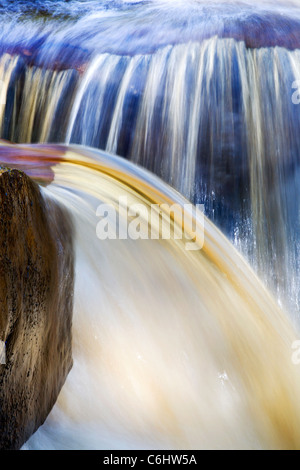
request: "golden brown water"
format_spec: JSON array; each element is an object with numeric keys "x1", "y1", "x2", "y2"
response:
[
  {"x1": 1, "y1": 142, "x2": 299, "y2": 450},
  {"x1": 0, "y1": 0, "x2": 300, "y2": 450},
  {"x1": 1, "y1": 33, "x2": 300, "y2": 316}
]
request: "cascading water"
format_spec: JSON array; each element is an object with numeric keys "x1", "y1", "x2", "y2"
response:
[
  {"x1": 0, "y1": 0, "x2": 300, "y2": 314},
  {"x1": 0, "y1": 0, "x2": 299, "y2": 450},
  {"x1": 1, "y1": 141, "x2": 300, "y2": 450}
]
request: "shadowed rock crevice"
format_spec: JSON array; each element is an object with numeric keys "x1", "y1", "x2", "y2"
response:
[{"x1": 0, "y1": 168, "x2": 74, "y2": 450}]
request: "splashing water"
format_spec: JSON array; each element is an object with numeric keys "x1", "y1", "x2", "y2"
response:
[
  {"x1": 0, "y1": 0, "x2": 300, "y2": 449},
  {"x1": 0, "y1": 141, "x2": 298, "y2": 450},
  {"x1": 0, "y1": 1, "x2": 300, "y2": 314}
]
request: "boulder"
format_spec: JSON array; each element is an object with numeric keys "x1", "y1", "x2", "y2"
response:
[{"x1": 0, "y1": 168, "x2": 74, "y2": 449}]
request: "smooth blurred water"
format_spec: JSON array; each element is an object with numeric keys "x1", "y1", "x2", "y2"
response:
[
  {"x1": 1, "y1": 141, "x2": 298, "y2": 450},
  {"x1": 0, "y1": 4, "x2": 300, "y2": 316},
  {"x1": 0, "y1": 1, "x2": 300, "y2": 449}
]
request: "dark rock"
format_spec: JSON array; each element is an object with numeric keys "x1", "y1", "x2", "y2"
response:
[
  {"x1": 0, "y1": 38, "x2": 90, "y2": 73},
  {"x1": 0, "y1": 168, "x2": 74, "y2": 450},
  {"x1": 222, "y1": 13, "x2": 300, "y2": 50}
]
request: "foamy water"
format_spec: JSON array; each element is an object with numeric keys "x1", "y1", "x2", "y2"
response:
[
  {"x1": 5, "y1": 143, "x2": 297, "y2": 450},
  {"x1": 0, "y1": 0, "x2": 299, "y2": 450}
]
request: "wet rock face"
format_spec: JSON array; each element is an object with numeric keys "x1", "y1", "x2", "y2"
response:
[{"x1": 0, "y1": 168, "x2": 74, "y2": 449}]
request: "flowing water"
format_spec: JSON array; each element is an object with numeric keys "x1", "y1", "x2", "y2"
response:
[
  {"x1": 1, "y1": 141, "x2": 299, "y2": 450},
  {"x1": 0, "y1": 0, "x2": 299, "y2": 449},
  {"x1": 0, "y1": 0, "x2": 300, "y2": 312}
]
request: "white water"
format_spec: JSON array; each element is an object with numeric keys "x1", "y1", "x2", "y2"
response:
[
  {"x1": 5, "y1": 143, "x2": 297, "y2": 450},
  {"x1": 0, "y1": 0, "x2": 300, "y2": 449}
]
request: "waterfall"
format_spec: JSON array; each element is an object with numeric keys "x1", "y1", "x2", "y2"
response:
[
  {"x1": 1, "y1": 31, "x2": 300, "y2": 313},
  {"x1": 2, "y1": 141, "x2": 299, "y2": 450},
  {"x1": 0, "y1": 0, "x2": 300, "y2": 450}
]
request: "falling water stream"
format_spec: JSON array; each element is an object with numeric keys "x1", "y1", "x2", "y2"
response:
[
  {"x1": 0, "y1": 0, "x2": 300, "y2": 449},
  {"x1": 1, "y1": 141, "x2": 299, "y2": 450},
  {"x1": 0, "y1": 0, "x2": 300, "y2": 313}
]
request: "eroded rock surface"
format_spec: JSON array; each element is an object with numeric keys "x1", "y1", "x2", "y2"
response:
[{"x1": 0, "y1": 168, "x2": 74, "y2": 449}]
